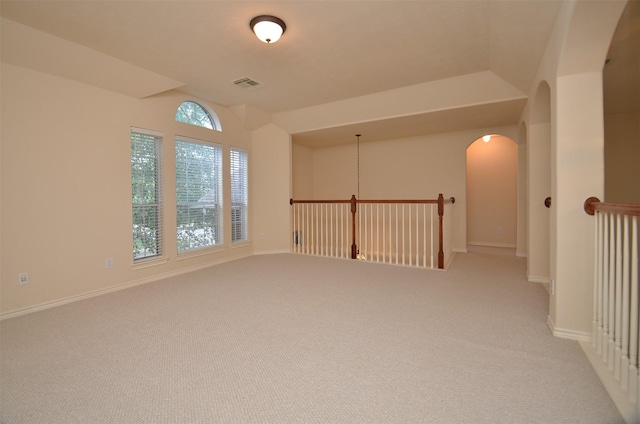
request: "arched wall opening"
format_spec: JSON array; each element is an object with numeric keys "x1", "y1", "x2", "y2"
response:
[
  {"x1": 543, "y1": 0, "x2": 626, "y2": 338},
  {"x1": 527, "y1": 80, "x2": 552, "y2": 284},
  {"x1": 517, "y1": 122, "x2": 528, "y2": 258},
  {"x1": 466, "y1": 134, "x2": 518, "y2": 251}
]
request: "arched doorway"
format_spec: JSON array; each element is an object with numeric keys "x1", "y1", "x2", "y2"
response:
[
  {"x1": 528, "y1": 81, "x2": 552, "y2": 284},
  {"x1": 466, "y1": 134, "x2": 518, "y2": 253}
]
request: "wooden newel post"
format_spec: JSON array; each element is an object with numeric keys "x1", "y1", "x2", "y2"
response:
[
  {"x1": 351, "y1": 194, "x2": 358, "y2": 259},
  {"x1": 438, "y1": 193, "x2": 444, "y2": 269}
]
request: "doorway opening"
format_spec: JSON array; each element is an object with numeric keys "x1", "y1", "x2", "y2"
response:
[{"x1": 466, "y1": 134, "x2": 518, "y2": 255}]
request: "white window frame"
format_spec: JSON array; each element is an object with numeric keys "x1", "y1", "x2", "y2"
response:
[
  {"x1": 175, "y1": 136, "x2": 224, "y2": 253},
  {"x1": 175, "y1": 101, "x2": 222, "y2": 131},
  {"x1": 131, "y1": 128, "x2": 163, "y2": 261}
]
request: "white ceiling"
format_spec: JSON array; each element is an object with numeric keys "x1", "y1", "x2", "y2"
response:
[{"x1": 0, "y1": 1, "x2": 634, "y2": 147}]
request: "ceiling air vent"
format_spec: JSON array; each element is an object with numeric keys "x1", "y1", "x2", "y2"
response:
[{"x1": 232, "y1": 77, "x2": 262, "y2": 90}]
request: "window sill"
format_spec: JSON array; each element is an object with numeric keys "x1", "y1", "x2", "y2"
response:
[
  {"x1": 176, "y1": 245, "x2": 225, "y2": 261},
  {"x1": 132, "y1": 257, "x2": 170, "y2": 270}
]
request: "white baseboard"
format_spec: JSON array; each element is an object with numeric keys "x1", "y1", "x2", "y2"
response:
[
  {"x1": 528, "y1": 275, "x2": 551, "y2": 284},
  {"x1": 579, "y1": 341, "x2": 640, "y2": 424},
  {"x1": 1, "y1": 253, "x2": 252, "y2": 321},
  {"x1": 444, "y1": 251, "x2": 457, "y2": 269},
  {"x1": 453, "y1": 247, "x2": 468, "y2": 253},
  {"x1": 546, "y1": 315, "x2": 591, "y2": 342},
  {"x1": 467, "y1": 242, "x2": 517, "y2": 248},
  {"x1": 253, "y1": 249, "x2": 292, "y2": 256},
  {"x1": 516, "y1": 250, "x2": 527, "y2": 258}
]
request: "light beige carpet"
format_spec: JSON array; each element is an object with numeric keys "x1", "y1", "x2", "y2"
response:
[{"x1": 0, "y1": 252, "x2": 624, "y2": 423}]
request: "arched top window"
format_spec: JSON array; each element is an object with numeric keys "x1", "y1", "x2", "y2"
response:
[{"x1": 175, "y1": 101, "x2": 221, "y2": 131}]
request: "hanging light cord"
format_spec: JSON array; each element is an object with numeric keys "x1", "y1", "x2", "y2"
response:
[{"x1": 356, "y1": 134, "x2": 361, "y2": 199}]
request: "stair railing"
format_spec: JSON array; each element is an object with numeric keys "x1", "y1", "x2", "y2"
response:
[
  {"x1": 584, "y1": 196, "x2": 640, "y2": 417},
  {"x1": 290, "y1": 194, "x2": 455, "y2": 269}
]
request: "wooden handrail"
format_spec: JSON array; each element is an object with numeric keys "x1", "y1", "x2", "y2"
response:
[
  {"x1": 290, "y1": 199, "x2": 351, "y2": 204},
  {"x1": 291, "y1": 197, "x2": 456, "y2": 205},
  {"x1": 584, "y1": 197, "x2": 640, "y2": 216},
  {"x1": 356, "y1": 197, "x2": 456, "y2": 204}
]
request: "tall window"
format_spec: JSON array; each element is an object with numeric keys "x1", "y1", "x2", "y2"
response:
[
  {"x1": 175, "y1": 138, "x2": 223, "y2": 252},
  {"x1": 131, "y1": 129, "x2": 163, "y2": 260},
  {"x1": 175, "y1": 101, "x2": 216, "y2": 130},
  {"x1": 231, "y1": 148, "x2": 248, "y2": 242}
]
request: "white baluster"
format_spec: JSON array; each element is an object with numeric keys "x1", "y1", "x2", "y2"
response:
[
  {"x1": 298, "y1": 204, "x2": 301, "y2": 253},
  {"x1": 370, "y1": 204, "x2": 373, "y2": 261},
  {"x1": 607, "y1": 212, "x2": 615, "y2": 365},
  {"x1": 394, "y1": 204, "x2": 398, "y2": 264},
  {"x1": 596, "y1": 211, "x2": 604, "y2": 352},
  {"x1": 422, "y1": 204, "x2": 427, "y2": 268},
  {"x1": 313, "y1": 204, "x2": 317, "y2": 256},
  {"x1": 324, "y1": 204, "x2": 328, "y2": 256},
  {"x1": 308, "y1": 203, "x2": 312, "y2": 255},
  {"x1": 616, "y1": 213, "x2": 623, "y2": 379},
  {"x1": 621, "y1": 214, "x2": 631, "y2": 389},
  {"x1": 600, "y1": 210, "x2": 606, "y2": 353},
  {"x1": 402, "y1": 204, "x2": 406, "y2": 266},
  {"x1": 629, "y1": 216, "x2": 639, "y2": 403},
  {"x1": 340, "y1": 204, "x2": 345, "y2": 258},
  {"x1": 298, "y1": 204, "x2": 302, "y2": 253},
  {"x1": 376, "y1": 204, "x2": 380, "y2": 263},
  {"x1": 430, "y1": 204, "x2": 435, "y2": 269},
  {"x1": 383, "y1": 205, "x2": 387, "y2": 263},
  {"x1": 364, "y1": 204, "x2": 369, "y2": 260},
  {"x1": 415, "y1": 204, "x2": 420, "y2": 267},
  {"x1": 409, "y1": 204, "x2": 413, "y2": 267}
]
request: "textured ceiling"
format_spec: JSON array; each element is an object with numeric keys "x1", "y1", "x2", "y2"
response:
[{"x1": 1, "y1": 1, "x2": 634, "y2": 147}]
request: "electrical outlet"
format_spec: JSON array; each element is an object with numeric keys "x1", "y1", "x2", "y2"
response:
[
  {"x1": 105, "y1": 258, "x2": 114, "y2": 269},
  {"x1": 259, "y1": 233, "x2": 265, "y2": 240},
  {"x1": 497, "y1": 227, "x2": 503, "y2": 234},
  {"x1": 18, "y1": 272, "x2": 29, "y2": 285}
]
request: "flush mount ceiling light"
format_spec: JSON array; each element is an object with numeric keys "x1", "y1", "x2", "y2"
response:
[{"x1": 250, "y1": 15, "x2": 286, "y2": 44}]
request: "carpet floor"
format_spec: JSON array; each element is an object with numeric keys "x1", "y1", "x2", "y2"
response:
[{"x1": 0, "y1": 251, "x2": 624, "y2": 423}]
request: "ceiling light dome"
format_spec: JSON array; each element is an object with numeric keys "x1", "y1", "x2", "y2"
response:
[{"x1": 250, "y1": 15, "x2": 286, "y2": 44}]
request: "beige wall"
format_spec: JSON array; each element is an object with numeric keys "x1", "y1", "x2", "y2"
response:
[
  {"x1": 251, "y1": 124, "x2": 292, "y2": 254},
  {"x1": 520, "y1": 0, "x2": 627, "y2": 339},
  {"x1": 527, "y1": 120, "x2": 551, "y2": 283},
  {"x1": 516, "y1": 124, "x2": 528, "y2": 258},
  {"x1": 1, "y1": 63, "x2": 253, "y2": 316},
  {"x1": 291, "y1": 143, "x2": 313, "y2": 199},
  {"x1": 466, "y1": 136, "x2": 518, "y2": 248},
  {"x1": 605, "y1": 112, "x2": 640, "y2": 203},
  {"x1": 293, "y1": 126, "x2": 518, "y2": 253}
]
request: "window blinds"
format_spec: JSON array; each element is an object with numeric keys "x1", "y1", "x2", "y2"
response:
[
  {"x1": 231, "y1": 148, "x2": 248, "y2": 242},
  {"x1": 175, "y1": 138, "x2": 223, "y2": 252},
  {"x1": 131, "y1": 129, "x2": 163, "y2": 260}
]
